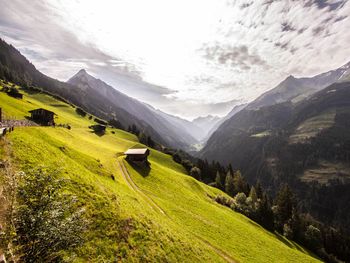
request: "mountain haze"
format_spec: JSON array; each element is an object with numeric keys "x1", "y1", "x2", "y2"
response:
[
  {"x1": 201, "y1": 77, "x2": 350, "y2": 236},
  {"x1": 0, "y1": 38, "x2": 203, "y2": 150},
  {"x1": 247, "y1": 61, "x2": 350, "y2": 110},
  {"x1": 67, "y1": 69, "x2": 199, "y2": 149}
]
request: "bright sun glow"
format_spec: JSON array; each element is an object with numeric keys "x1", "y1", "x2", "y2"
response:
[{"x1": 1, "y1": 0, "x2": 350, "y2": 118}]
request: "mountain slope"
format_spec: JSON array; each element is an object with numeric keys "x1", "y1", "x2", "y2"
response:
[
  {"x1": 201, "y1": 80, "x2": 350, "y2": 235},
  {"x1": 152, "y1": 108, "x2": 206, "y2": 141},
  {"x1": 67, "y1": 69, "x2": 198, "y2": 149},
  {"x1": 205, "y1": 104, "x2": 247, "y2": 141},
  {"x1": 0, "y1": 38, "x2": 200, "y2": 150},
  {"x1": 0, "y1": 83, "x2": 319, "y2": 262},
  {"x1": 193, "y1": 115, "x2": 221, "y2": 132},
  {"x1": 247, "y1": 61, "x2": 350, "y2": 110}
]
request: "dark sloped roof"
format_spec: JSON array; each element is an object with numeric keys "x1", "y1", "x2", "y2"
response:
[{"x1": 29, "y1": 108, "x2": 56, "y2": 114}]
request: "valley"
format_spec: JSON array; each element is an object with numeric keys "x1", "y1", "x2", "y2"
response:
[{"x1": 0, "y1": 85, "x2": 319, "y2": 262}]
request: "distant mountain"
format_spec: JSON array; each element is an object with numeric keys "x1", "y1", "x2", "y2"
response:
[
  {"x1": 0, "y1": 38, "x2": 196, "y2": 149},
  {"x1": 68, "y1": 69, "x2": 198, "y2": 149},
  {"x1": 204, "y1": 104, "x2": 247, "y2": 140},
  {"x1": 247, "y1": 61, "x2": 350, "y2": 110},
  {"x1": 201, "y1": 79, "x2": 350, "y2": 233},
  {"x1": 151, "y1": 108, "x2": 206, "y2": 141},
  {"x1": 192, "y1": 115, "x2": 221, "y2": 132}
]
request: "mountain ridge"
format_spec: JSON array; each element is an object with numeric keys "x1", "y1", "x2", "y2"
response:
[
  {"x1": 247, "y1": 61, "x2": 350, "y2": 110},
  {"x1": 67, "y1": 69, "x2": 199, "y2": 149}
]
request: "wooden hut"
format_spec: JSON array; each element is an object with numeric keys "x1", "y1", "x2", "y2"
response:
[
  {"x1": 124, "y1": 148, "x2": 150, "y2": 163},
  {"x1": 29, "y1": 108, "x2": 55, "y2": 126},
  {"x1": 89, "y1": 124, "x2": 106, "y2": 134},
  {"x1": 7, "y1": 91, "x2": 23, "y2": 99}
]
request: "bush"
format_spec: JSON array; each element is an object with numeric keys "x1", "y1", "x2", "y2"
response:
[
  {"x1": 305, "y1": 225, "x2": 322, "y2": 250},
  {"x1": 108, "y1": 118, "x2": 124, "y2": 129},
  {"x1": 76, "y1": 107, "x2": 87, "y2": 117},
  {"x1": 190, "y1": 167, "x2": 201, "y2": 180},
  {"x1": 11, "y1": 169, "x2": 87, "y2": 262}
]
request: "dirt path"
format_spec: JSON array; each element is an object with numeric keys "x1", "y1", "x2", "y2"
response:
[
  {"x1": 116, "y1": 158, "x2": 165, "y2": 215},
  {"x1": 116, "y1": 157, "x2": 237, "y2": 263}
]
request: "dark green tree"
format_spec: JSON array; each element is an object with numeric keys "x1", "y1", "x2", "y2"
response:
[
  {"x1": 274, "y1": 184, "x2": 297, "y2": 232},
  {"x1": 225, "y1": 171, "x2": 235, "y2": 197},
  {"x1": 215, "y1": 171, "x2": 223, "y2": 190},
  {"x1": 190, "y1": 167, "x2": 201, "y2": 180}
]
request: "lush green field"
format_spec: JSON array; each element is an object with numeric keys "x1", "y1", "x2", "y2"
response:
[{"x1": 0, "y1": 87, "x2": 320, "y2": 262}]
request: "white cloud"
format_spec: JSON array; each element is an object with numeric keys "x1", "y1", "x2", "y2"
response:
[{"x1": 0, "y1": 0, "x2": 349, "y2": 119}]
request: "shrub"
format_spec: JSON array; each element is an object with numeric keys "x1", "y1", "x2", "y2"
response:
[
  {"x1": 12, "y1": 169, "x2": 87, "y2": 262},
  {"x1": 76, "y1": 107, "x2": 87, "y2": 117},
  {"x1": 190, "y1": 167, "x2": 201, "y2": 180}
]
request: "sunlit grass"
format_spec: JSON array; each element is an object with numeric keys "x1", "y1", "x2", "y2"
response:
[{"x1": 0, "y1": 85, "x2": 320, "y2": 262}]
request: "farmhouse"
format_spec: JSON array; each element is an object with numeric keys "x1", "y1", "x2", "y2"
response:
[
  {"x1": 124, "y1": 148, "x2": 150, "y2": 163},
  {"x1": 89, "y1": 124, "x2": 106, "y2": 133},
  {"x1": 7, "y1": 90, "x2": 23, "y2": 99},
  {"x1": 29, "y1": 108, "x2": 55, "y2": 126}
]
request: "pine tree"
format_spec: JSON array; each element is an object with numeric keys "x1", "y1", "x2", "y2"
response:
[
  {"x1": 257, "y1": 193, "x2": 274, "y2": 230},
  {"x1": 215, "y1": 171, "x2": 223, "y2": 190},
  {"x1": 225, "y1": 171, "x2": 235, "y2": 196},
  {"x1": 255, "y1": 181, "x2": 263, "y2": 199},
  {"x1": 274, "y1": 184, "x2": 297, "y2": 232},
  {"x1": 233, "y1": 170, "x2": 246, "y2": 195},
  {"x1": 249, "y1": 186, "x2": 258, "y2": 204}
]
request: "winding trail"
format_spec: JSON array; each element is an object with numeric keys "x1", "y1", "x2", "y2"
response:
[
  {"x1": 116, "y1": 156, "x2": 237, "y2": 263},
  {"x1": 116, "y1": 158, "x2": 165, "y2": 215}
]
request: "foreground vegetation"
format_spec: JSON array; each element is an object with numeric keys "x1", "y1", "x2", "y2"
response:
[{"x1": 0, "y1": 84, "x2": 319, "y2": 262}]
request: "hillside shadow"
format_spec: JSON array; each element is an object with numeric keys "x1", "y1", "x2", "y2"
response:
[{"x1": 126, "y1": 159, "x2": 151, "y2": 177}]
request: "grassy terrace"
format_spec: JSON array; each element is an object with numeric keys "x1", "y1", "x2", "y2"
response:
[{"x1": 0, "y1": 85, "x2": 320, "y2": 262}]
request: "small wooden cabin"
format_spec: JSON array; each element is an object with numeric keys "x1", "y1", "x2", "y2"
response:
[
  {"x1": 89, "y1": 124, "x2": 106, "y2": 133},
  {"x1": 29, "y1": 108, "x2": 55, "y2": 126},
  {"x1": 7, "y1": 91, "x2": 23, "y2": 99},
  {"x1": 124, "y1": 148, "x2": 150, "y2": 163}
]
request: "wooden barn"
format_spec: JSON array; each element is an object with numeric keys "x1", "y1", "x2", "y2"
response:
[
  {"x1": 89, "y1": 124, "x2": 106, "y2": 134},
  {"x1": 7, "y1": 90, "x2": 23, "y2": 99},
  {"x1": 124, "y1": 148, "x2": 150, "y2": 163},
  {"x1": 29, "y1": 108, "x2": 55, "y2": 126}
]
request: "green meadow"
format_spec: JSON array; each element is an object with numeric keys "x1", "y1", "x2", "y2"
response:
[{"x1": 0, "y1": 86, "x2": 320, "y2": 262}]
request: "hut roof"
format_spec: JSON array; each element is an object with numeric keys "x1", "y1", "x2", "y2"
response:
[
  {"x1": 124, "y1": 148, "x2": 149, "y2": 155},
  {"x1": 29, "y1": 108, "x2": 55, "y2": 115}
]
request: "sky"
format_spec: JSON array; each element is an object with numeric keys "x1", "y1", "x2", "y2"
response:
[{"x1": 0, "y1": 0, "x2": 350, "y2": 120}]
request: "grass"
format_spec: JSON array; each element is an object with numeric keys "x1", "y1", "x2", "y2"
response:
[
  {"x1": 0, "y1": 84, "x2": 320, "y2": 262},
  {"x1": 250, "y1": 130, "x2": 271, "y2": 138},
  {"x1": 289, "y1": 109, "x2": 336, "y2": 144},
  {"x1": 301, "y1": 160, "x2": 350, "y2": 184}
]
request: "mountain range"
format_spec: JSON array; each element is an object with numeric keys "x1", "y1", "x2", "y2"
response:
[
  {"x1": 67, "y1": 69, "x2": 201, "y2": 149},
  {"x1": 247, "y1": 61, "x2": 350, "y2": 110},
  {"x1": 200, "y1": 61, "x2": 350, "y2": 234},
  {"x1": 1, "y1": 36, "x2": 350, "y2": 261},
  {"x1": 0, "y1": 38, "x2": 221, "y2": 150}
]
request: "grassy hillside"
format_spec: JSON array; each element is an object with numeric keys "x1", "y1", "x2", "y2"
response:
[{"x1": 0, "y1": 85, "x2": 319, "y2": 262}]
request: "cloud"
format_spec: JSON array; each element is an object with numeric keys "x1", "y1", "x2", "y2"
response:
[
  {"x1": 203, "y1": 44, "x2": 267, "y2": 70},
  {"x1": 0, "y1": 0, "x2": 171, "y2": 104},
  {"x1": 0, "y1": 0, "x2": 349, "y2": 119},
  {"x1": 306, "y1": 0, "x2": 346, "y2": 11}
]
